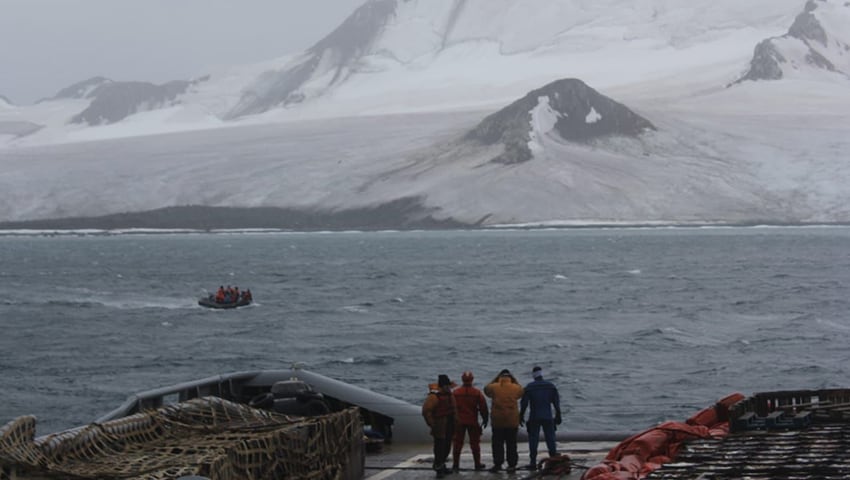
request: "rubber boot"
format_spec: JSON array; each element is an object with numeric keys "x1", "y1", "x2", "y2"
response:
[{"x1": 473, "y1": 451, "x2": 486, "y2": 470}]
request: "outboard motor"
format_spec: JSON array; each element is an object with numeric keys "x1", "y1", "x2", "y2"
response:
[{"x1": 249, "y1": 380, "x2": 330, "y2": 416}]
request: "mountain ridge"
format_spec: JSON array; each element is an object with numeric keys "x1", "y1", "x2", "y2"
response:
[
  {"x1": 1, "y1": 0, "x2": 849, "y2": 228},
  {"x1": 737, "y1": 0, "x2": 850, "y2": 82}
]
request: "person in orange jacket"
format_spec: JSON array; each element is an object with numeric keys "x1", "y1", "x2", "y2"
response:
[
  {"x1": 484, "y1": 369, "x2": 524, "y2": 473},
  {"x1": 452, "y1": 370, "x2": 489, "y2": 472},
  {"x1": 422, "y1": 374, "x2": 457, "y2": 478}
]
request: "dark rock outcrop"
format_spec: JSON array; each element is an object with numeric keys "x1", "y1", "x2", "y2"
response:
[
  {"x1": 788, "y1": 1, "x2": 829, "y2": 46},
  {"x1": 228, "y1": 0, "x2": 398, "y2": 118},
  {"x1": 741, "y1": 40, "x2": 787, "y2": 81},
  {"x1": 0, "y1": 94, "x2": 13, "y2": 106},
  {"x1": 0, "y1": 121, "x2": 43, "y2": 138},
  {"x1": 466, "y1": 78, "x2": 655, "y2": 164},
  {"x1": 47, "y1": 76, "x2": 112, "y2": 101},
  {"x1": 737, "y1": 0, "x2": 847, "y2": 82},
  {"x1": 0, "y1": 198, "x2": 464, "y2": 231},
  {"x1": 69, "y1": 80, "x2": 191, "y2": 125}
]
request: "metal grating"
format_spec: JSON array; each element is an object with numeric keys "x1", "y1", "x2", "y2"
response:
[{"x1": 647, "y1": 422, "x2": 850, "y2": 479}]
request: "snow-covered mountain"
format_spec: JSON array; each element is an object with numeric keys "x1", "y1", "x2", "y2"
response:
[
  {"x1": 68, "y1": 78, "x2": 195, "y2": 125},
  {"x1": 45, "y1": 76, "x2": 112, "y2": 102},
  {"x1": 0, "y1": 94, "x2": 42, "y2": 143},
  {"x1": 464, "y1": 78, "x2": 655, "y2": 165},
  {"x1": 0, "y1": 0, "x2": 811, "y2": 145},
  {"x1": 738, "y1": 0, "x2": 850, "y2": 82},
  {"x1": 1, "y1": 0, "x2": 849, "y2": 228},
  {"x1": 28, "y1": 75, "x2": 208, "y2": 126}
]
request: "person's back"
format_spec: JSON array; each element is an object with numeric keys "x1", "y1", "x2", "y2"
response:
[
  {"x1": 484, "y1": 369, "x2": 524, "y2": 473},
  {"x1": 519, "y1": 366, "x2": 562, "y2": 470},
  {"x1": 454, "y1": 385, "x2": 486, "y2": 425},
  {"x1": 422, "y1": 375, "x2": 457, "y2": 478},
  {"x1": 451, "y1": 371, "x2": 489, "y2": 471},
  {"x1": 484, "y1": 374, "x2": 523, "y2": 428},
  {"x1": 523, "y1": 378, "x2": 559, "y2": 421}
]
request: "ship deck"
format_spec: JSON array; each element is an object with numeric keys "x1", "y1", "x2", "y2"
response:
[{"x1": 364, "y1": 440, "x2": 617, "y2": 480}]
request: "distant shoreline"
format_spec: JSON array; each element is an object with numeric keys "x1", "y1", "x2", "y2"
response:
[
  {"x1": 0, "y1": 201, "x2": 464, "y2": 233},
  {"x1": 1, "y1": 223, "x2": 848, "y2": 237},
  {"x1": 1, "y1": 202, "x2": 847, "y2": 235}
]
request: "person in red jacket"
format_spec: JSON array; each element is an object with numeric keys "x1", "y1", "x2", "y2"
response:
[{"x1": 451, "y1": 370, "x2": 489, "y2": 472}]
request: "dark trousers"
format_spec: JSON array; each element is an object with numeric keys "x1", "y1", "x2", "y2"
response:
[
  {"x1": 527, "y1": 419, "x2": 557, "y2": 463},
  {"x1": 433, "y1": 422, "x2": 455, "y2": 470},
  {"x1": 491, "y1": 426, "x2": 518, "y2": 468}
]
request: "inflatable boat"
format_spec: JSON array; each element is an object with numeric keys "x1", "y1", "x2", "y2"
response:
[{"x1": 198, "y1": 296, "x2": 252, "y2": 309}]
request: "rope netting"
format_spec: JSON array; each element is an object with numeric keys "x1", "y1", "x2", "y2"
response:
[{"x1": 0, "y1": 397, "x2": 363, "y2": 480}]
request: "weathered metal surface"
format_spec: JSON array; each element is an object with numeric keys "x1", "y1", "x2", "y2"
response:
[{"x1": 649, "y1": 388, "x2": 850, "y2": 480}]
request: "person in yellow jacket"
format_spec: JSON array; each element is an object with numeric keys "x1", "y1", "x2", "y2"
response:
[
  {"x1": 422, "y1": 374, "x2": 457, "y2": 478},
  {"x1": 484, "y1": 369, "x2": 524, "y2": 473}
]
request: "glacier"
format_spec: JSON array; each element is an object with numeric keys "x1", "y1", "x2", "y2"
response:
[{"x1": 0, "y1": 0, "x2": 849, "y2": 228}]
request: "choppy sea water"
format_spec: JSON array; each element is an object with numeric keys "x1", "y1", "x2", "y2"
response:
[{"x1": 1, "y1": 227, "x2": 849, "y2": 437}]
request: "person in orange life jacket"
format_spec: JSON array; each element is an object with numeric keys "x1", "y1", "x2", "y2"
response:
[
  {"x1": 422, "y1": 374, "x2": 457, "y2": 478},
  {"x1": 484, "y1": 369, "x2": 524, "y2": 474},
  {"x1": 215, "y1": 286, "x2": 225, "y2": 303},
  {"x1": 519, "y1": 366, "x2": 562, "y2": 471},
  {"x1": 451, "y1": 371, "x2": 489, "y2": 472}
]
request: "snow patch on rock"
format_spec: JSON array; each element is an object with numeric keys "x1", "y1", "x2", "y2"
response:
[{"x1": 528, "y1": 95, "x2": 562, "y2": 156}]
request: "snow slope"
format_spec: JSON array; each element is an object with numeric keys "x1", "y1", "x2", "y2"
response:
[
  {"x1": 738, "y1": 0, "x2": 850, "y2": 82},
  {"x1": 0, "y1": 0, "x2": 849, "y2": 226},
  {"x1": 0, "y1": 0, "x2": 809, "y2": 146}
]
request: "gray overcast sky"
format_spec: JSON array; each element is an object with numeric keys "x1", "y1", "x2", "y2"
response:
[{"x1": 0, "y1": 0, "x2": 365, "y2": 104}]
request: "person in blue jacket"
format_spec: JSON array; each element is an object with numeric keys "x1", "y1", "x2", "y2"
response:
[{"x1": 519, "y1": 366, "x2": 562, "y2": 470}]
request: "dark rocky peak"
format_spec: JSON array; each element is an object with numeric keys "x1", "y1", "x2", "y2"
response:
[
  {"x1": 466, "y1": 78, "x2": 655, "y2": 164},
  {"x1": 0, "y1": 94, "x2": 12, "y2": 106},
  {"x1": 69, "y1": 79, "x2": 191, "y2": 125},
  {"x1": 737, "y1": 0, "x2": 849, "y2": 83},
  {"x1": 740, "y1": 40, "x2": 788, "y2": 81},
  {"x1": 228, "y1": 0, "x2": 398, "y2": 118},
  {"x1": 309, "y1": 0, "x2": 398, "y2": 62},
  {"x1": 789, "y1": 0, "x2": 829, "y2": 46},
  {"x1": 49, "y1": 76, "x2": 112, "y2": 101}
]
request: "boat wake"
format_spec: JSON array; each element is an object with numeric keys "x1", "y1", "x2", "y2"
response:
[{"x1": 22, "y1": 295, "x2": 197, "y2": 310}]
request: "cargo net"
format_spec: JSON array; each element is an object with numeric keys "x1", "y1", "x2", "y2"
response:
[{"x1": 0, "y1": 397, "x2": 362, "y2": 480}]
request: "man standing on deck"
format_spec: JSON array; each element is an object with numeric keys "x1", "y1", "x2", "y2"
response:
[
  {"x1": 519, "y1": 366, "x2": 562, "y2": 471},
  {"x1": 484, "y1": 369, "x2": 524, "y2": 474},
  {"x1": 451, "y1": 370, "x2": 489, "y2": 472},
  {"x1": 423, "y1": 374, "x2": 457, "y2": 478}
]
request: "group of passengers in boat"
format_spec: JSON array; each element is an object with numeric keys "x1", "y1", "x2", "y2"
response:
[
  {"x1": 422, "y1": 367, "x2": 562, "y2": 477},
  {"x1": 214, "y1": 285, "x2": 252, "y2": 304}
]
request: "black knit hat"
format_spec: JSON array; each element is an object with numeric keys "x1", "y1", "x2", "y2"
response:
[
  {"x1": 499, "y1": 369, "x2": 511, "y2": 377},
  {"x1": 438, "y1": 374, "x2": 451, "y2": 387}
]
